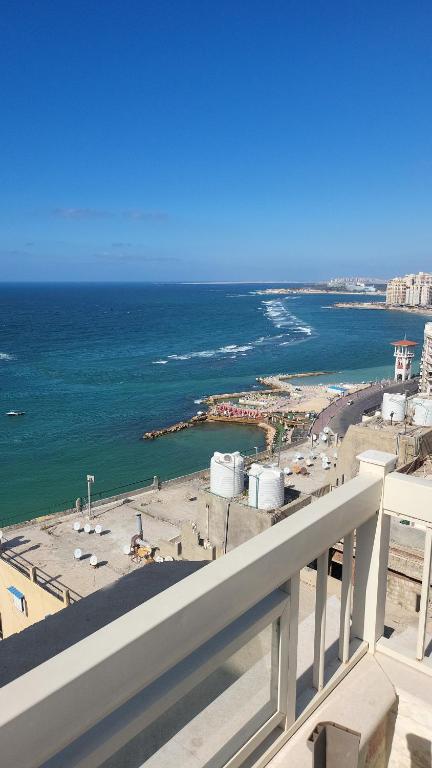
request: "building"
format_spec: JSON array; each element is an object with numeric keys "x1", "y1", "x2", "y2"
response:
[
  {"x1": 0, "y1": 550, "x2": 72, "y2": 639},
  {"x1": 391, "y1": 339, "x2": 417, "y2": 381},
  {"x1": 386, "y1": 271, "x2": 432, "y2": 307},
  {"x1": 406, "y1": 272, "x2": 432, "y2": 306},
  {"x1": 386, "y1": 276, "x2": 408, "y2": 305},
  {"x1": 328, "y1": 277, "x2": 377, "y2": 292},
  {"x1": 420, "y1": 321, "x2": 432, "y2": 395},
  {"x1": 2, "y1": 451, "x2": 432, "y2": 766}
]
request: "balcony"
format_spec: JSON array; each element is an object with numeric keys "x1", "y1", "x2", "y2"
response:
[{"x1": 0, "y1": 450, "x2": 431, "y2": 767}]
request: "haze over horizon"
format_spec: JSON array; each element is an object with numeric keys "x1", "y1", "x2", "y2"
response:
[{"x1": 1, "y1": 2, "x2": 431, "y2": 283}]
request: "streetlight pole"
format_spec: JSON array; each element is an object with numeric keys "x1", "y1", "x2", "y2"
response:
[{"x1": 87, "y1": 474, "x2": 95, "y2": 519}]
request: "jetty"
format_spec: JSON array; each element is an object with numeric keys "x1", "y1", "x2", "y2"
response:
[
  {"x1": 257, "y1": 371, "x2": 334, "y2": 390},
  {"x1": 143, "y1": 413, "x2": 207, "y2": 440},
  {"x1": 204, "y1": 388, "x2": 274, "y2": 404}
]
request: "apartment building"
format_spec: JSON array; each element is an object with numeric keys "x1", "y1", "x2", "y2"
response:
[
  {"x1": 386, "y1": 276, "x2": 408, "y2": 305},
  {"x1": 420, "y1": 321, "x2": 432, "y2": 395},
  {"x1": 386, "y1": 271, "x2": 432, "y2": 306}
]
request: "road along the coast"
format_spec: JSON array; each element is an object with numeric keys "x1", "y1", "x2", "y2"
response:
[{"x1": 311, "y1": 378, "x2": 419, "y2": 438}]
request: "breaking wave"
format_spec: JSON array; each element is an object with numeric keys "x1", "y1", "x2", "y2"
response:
[
  {"x1": 161, "y1": 344, "x2": 254, "y2": 363},
  {"x1": 262, "y1": 299, "x2": 314, "y2": 339},
  {"x1": 0, "y1": 352, "x2": 14, "y2": 361},
  {"x1": 152, "y1": 298, "x2": 314, "y2": 364}
]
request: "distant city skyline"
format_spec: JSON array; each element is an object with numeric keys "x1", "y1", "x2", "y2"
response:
[{"x1": 1, "y1": 2, "x2": 431, "y2": 282}]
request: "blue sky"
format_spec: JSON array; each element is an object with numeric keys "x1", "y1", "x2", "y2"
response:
[{"x1": 1, "y1": 1, "x2": 431, "y2": 282}]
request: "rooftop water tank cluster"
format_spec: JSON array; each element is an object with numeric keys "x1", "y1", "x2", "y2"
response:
[
  {"x1": 248, "y1": 463, "x2": 284, "y2": 510},
  {"x1": 381, "y1": 393, "x2": 406, "y2": 423},
  {"x1": 210, "y1": 451, "x2": 245, "y2": 498}
]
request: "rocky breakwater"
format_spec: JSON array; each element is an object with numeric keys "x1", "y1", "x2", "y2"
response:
[{"x1": 143, "y1": 413, "x2": 207, "y2": 440}]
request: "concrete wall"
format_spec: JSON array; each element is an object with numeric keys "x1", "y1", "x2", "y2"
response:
[
  {"x1": 332, "y1": 424, "x2": 432, "y2": 485},
  {"x1": 198, "y1": 489, "x2": 312, "y2": 556},
  {"x1": 332, "y1": 425, "x2": 399, "y2": 484},
  {"x1": 0, "y1": 558, "x2": 66, "y2": 639},
  {"x1": 198, "y1": 489, "x2": 273, "y2": 554}
]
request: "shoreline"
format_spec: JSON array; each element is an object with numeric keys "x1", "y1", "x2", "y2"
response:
[
  {"x1": 332, "y1": 302, "x2": 432, "y2": 317},
  {"x1": 141, "y1": 369, "x2": 354, "y2": 451},
  {"x1": 253, "y1": 288, "x2": 386, "y2": 296}
]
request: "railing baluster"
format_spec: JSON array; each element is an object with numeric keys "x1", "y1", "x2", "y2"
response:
[
  {"x1": 313, "y1": 551, "x2": 328, "y2": 691},
  {"x1": 278, "y1": 572, "x2": 300, "y2": 728},
  {"x1": 416, "y1": 526, "x2": 432, "y2": 661},
  {"x1": 339, "y1": 532, "x2": 354, "y2": 663}
]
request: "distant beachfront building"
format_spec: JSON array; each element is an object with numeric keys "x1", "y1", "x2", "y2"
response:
[
  {"x1": 420, "y1": 322, "x2": 432, "y2": 395},
  {"x1": 327, "y1": 277, "x2": 376, "y2": 292},
  {"x1": 386, "y1": 277, "x2": 408, "y2": 305},
  {"x1": 386, "y1": 271, "x2": 432, "y2": 306}
]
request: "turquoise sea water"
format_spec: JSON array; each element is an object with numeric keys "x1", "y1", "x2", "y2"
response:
[{"x1": 0, "y1": 283, "x2": 427, "y2": 525}]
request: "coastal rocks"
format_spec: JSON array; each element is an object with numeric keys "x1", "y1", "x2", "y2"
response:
[
  {"x1": 256, "y1": 372, "x2": 333, "y2": 391},
  {"x1": 204, "y1": 389, "x2": 274, "y2": 405},
  {"x1": 143, "y1": 413, "x2": 207, "y2": 440}
]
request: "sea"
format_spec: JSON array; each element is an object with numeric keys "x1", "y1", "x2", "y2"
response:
[{"x1": 0, "y1": 282, "x2": 428, "y2": 526}]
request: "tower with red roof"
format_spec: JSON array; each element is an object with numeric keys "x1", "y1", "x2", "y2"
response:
[{"x1": 390, "y1": 339, "x2": 417, "y2": 382}]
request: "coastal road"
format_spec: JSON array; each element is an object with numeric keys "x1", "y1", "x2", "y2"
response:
[{"x1": 329, "y1": 379, "x2": 419, "y2": 437}]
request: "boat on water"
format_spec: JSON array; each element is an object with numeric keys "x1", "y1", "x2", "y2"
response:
[{"x1": 5, "y1": 410, "x2": 25, "y2": 416}]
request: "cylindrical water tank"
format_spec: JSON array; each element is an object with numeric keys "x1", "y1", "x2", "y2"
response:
[
  {"x1": 413, "y1": 398, "x2": 432, "y2": 426},
  {"x1": 210, "y1": 451, "x2": 244, "y2": 498},
  {"x1": 248, "y1": 464, "x2": 284, "y2": 510},
  {"x1": 381, "y1": 393, "x2": 406, "y2": 423}
]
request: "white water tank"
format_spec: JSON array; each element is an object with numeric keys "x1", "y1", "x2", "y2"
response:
[
  {"x1": 210, "y1": 451, "x2": 244, "y2": 498},
  {"x1": 382, "y1": 393, "x2": 406, "y2": 423},
  {"x1": 248, "y1": 463, "x2": 284, "y2": 510},
  {"x1": 413, "y1": 398, "x2": 432, "y2": 426}
]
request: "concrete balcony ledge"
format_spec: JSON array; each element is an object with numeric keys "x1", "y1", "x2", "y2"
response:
[{"x1": 265, "y1": 654, "x2": 396, "y2": 768}]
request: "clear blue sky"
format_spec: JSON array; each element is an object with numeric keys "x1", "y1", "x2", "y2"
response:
[{"x1": 1, "y1": 1, "x2": 431, "y2": 282}]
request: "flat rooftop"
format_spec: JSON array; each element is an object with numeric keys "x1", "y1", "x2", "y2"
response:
[
  {"x1": 360, "y1": 417, "x2": 431, "y2": 436},
  {"x1": 1, "y1": 441, "x2": 335, "y2": 598},
  {"x1": 1, "y1": 479, "x2": 206, "y2": 599},
  {"x1": 277, "y1": 443, "x2": 336, "y2": 494}
]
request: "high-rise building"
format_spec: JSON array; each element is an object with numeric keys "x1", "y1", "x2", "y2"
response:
[
  {"x1": 386, "y1": 277, "x2": 408, "y2": 305},
  {"x1": 420, "y1": 322, "x2": 432, "y2": 395},
  {"x1": 387, "y1": 271, "x2": 432, "y2": 306}
]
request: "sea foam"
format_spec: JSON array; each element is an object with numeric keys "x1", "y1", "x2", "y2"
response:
[{"x1": 262, "y1": 299, "x2": 314, "y2": 341}]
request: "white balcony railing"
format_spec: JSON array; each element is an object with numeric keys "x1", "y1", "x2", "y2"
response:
[{"x1": 0, "y1": 449, "x2": 424, "y2": 768}]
